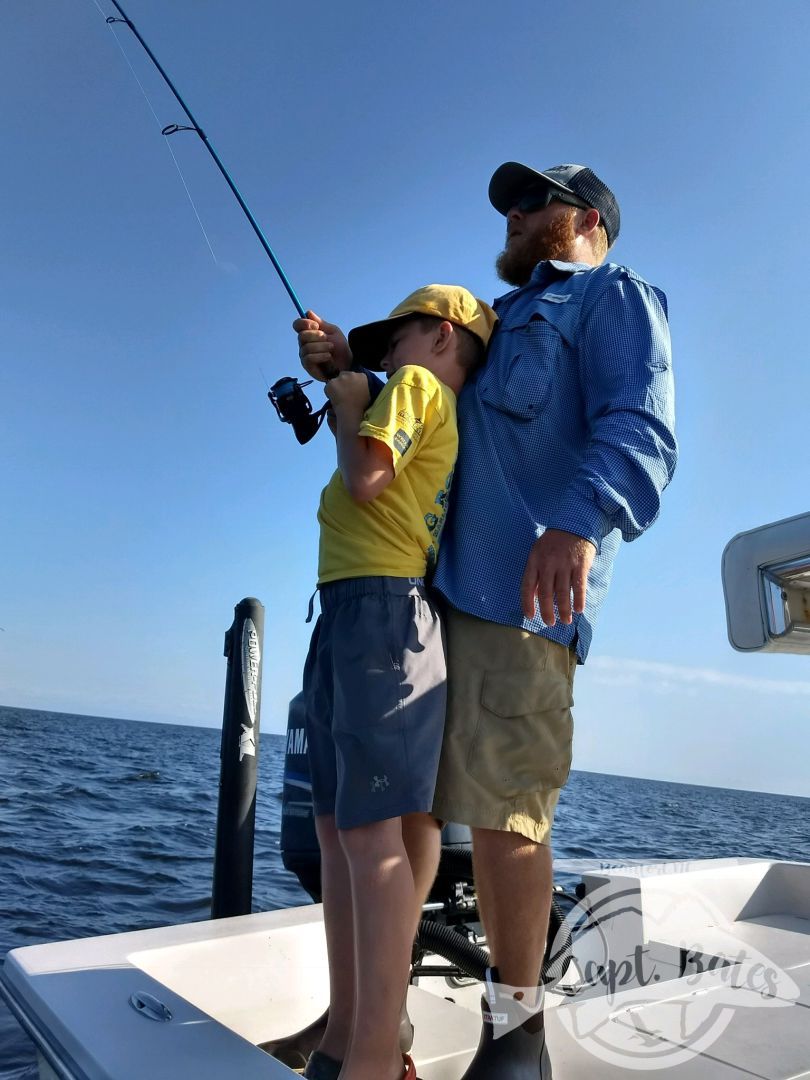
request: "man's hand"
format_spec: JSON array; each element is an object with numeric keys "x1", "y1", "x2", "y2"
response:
[
  {"x1": 520, "y1": 529, "x2": 596, "y2": 625},
  {"x1": 324, "y1": 370, "x2": 371, "y2": 415},
  {"x1": 293, "y1": 310, "x2": 352, "y2": 382}
]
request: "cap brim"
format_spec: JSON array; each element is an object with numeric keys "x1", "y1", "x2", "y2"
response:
[
  {"x1": 347, "y1": 311, "x2": 416, "y2": 372},
  {"x1": 488, "y1": 161, "x2": 576, "y2": 216}
]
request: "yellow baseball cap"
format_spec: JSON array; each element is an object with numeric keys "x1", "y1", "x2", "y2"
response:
[{"x1": 347, "y1": 284, "x2": 498, "y2": 370}]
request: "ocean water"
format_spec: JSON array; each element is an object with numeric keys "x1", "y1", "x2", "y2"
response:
[{"x1": 1, "y1": 705, "x2": 809, "y2": 1078}]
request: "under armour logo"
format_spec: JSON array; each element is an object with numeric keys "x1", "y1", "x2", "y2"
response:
[{"x1": 370, "y1": 775, "x2": 390, "y2": 792}]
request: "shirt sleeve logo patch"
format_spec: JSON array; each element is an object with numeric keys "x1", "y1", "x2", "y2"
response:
[
  {"x1": 393, "y1": 429, "x2": 413, "y2": 456},
  {"x1": 396, "y1": 409, "x2": 424, "y2": 435}
]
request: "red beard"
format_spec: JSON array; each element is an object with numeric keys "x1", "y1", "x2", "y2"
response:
[{"x1": 495, "y1": 208, "x2": 578, "y2": 286}]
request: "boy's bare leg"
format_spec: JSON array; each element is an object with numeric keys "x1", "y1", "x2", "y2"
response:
[
  {"x1": 401, "y1": 811, "x2": 441, "y2": 930},
  {"x1": 314, "y1": 814, "x2": 356, "y2": 1062},
  {"x1": 472, "y1": 827, "x2": 552, "y2": 1005},
  {"x1": 399, "y1": 812, "x2": 442, "y2": 1045},
  {"x1": 338, "y1": 817, "x2": 415, "y2": 1080}
]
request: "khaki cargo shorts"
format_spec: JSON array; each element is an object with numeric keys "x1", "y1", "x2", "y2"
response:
[{"x1": 432, "y1": 605, "x2": 575, "y2": 845}]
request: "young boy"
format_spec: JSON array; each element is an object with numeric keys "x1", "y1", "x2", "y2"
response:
[{"x1": 299, "y1": 285, "x2": 496, "y2": 1080}]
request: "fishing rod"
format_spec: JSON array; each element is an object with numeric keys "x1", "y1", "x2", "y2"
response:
[
  {"x1": 102, "y1": 0, "x2": 305, "y2": 319},
  {"x1": 98, "y1": 1, "x2": 354, "y2": 442},
  {"x1": 98, "y1": 3, "x2": 387, "y2": 443}
]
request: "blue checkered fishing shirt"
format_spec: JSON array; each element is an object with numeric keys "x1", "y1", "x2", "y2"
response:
[{"x1": 432, "y1": 259, "x2": 677, "y2": 662}]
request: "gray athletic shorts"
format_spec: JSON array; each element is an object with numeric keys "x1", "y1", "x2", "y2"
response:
[{"x1": 302, "y1": 576, "x2": 447, "y2": 830}]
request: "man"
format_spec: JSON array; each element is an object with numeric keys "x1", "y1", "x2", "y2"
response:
[{"x1": 295, "y1": 161, "x2": 677, "y2": 1078}]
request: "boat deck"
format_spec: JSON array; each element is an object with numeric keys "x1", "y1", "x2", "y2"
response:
[{"x1": 2, "y1": 859, "x2": 809, "y2": 1078}]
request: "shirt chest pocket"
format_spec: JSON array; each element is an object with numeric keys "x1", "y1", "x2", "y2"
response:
[{"x1": 480, "y1": 315, "x2": 564, "y2": 421}]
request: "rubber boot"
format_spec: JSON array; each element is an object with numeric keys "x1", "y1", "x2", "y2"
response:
[{"x1": 460, "y1": 970, "x2": 552, "y2": 1079}]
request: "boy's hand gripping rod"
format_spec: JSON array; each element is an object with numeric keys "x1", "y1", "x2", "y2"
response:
[{"x1": 102, "y1": 0, "x2": 307, "y2": 319}]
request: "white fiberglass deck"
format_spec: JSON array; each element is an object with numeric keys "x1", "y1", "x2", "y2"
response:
[{"x1": 3, "y1": 858, "x2": 809, "y2": 1079}]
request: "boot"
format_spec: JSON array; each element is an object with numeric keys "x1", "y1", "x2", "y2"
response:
[{"x1": 460, "y1": 969, "x2": 552, "y2": 1079}]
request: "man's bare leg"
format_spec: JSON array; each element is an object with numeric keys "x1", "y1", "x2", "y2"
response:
[
  {"x1": 339, "y1": 817, "x2": 415, "y2": 1080},
  {"x1": 472, "y1": 827, "x2": 552, "y2": 1003},
  {"x1": 314, "y1": 814, "x2": 356, "y2": 1063}
]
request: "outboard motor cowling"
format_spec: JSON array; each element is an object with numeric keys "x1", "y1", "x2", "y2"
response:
[{"x1": 280, "y1": 692, "x2": 322, "y2": 900}]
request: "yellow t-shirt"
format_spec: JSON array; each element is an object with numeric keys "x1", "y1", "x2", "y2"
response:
[{"x1": 317, "y1": 365, "x2": 458, "y2": 583}]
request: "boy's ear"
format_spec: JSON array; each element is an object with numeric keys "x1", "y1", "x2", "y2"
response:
[{"x1": 433, "y1": 320, "x2": 455, "y2": 353}]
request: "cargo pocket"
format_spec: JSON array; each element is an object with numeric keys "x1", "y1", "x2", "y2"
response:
[{"x1": 467, "y1": 668, "x2": 574, "y2": 796}]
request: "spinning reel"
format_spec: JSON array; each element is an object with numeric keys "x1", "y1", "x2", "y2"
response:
[{"x1": 269, "y1": 371, "x2": 384, "y2": 445}]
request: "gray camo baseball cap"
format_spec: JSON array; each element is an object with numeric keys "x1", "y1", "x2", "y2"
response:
[{"x1": 488, "y1": 161, "x2": 621, "y2": 246}]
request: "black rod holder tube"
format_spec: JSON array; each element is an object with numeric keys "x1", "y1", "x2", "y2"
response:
[{"x1": 211, "y1": 597, "x2": 265, "y2": 918}]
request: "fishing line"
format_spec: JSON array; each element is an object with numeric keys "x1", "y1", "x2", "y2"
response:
[
  {"x1": 93, "y1": 0, "x2": 306, "y2": 317},
  {"x1": 91, "y1": 0, "x2": 218, "y2": 264},
  {"x1": 89, "y1": 1, "x2": 357, "y2": 445}
]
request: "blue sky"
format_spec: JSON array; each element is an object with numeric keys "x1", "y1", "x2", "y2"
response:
[{"x1": 3, "y1": 1, "x2": 810, "y2": 797}]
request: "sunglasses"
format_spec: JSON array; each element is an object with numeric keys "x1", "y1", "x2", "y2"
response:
[{"x1": 514, "y1": 186, "x2": 591, "y2": 214}]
